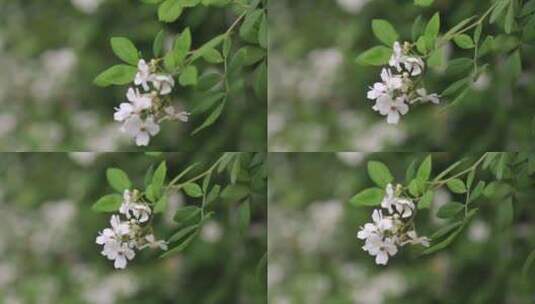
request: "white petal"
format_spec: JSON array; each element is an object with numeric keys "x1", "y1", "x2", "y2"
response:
[
  {"x1": 135, "y1": 131, "x2": 150, "y2": 146},
  {"x1": 144, "y1": 117, "x2": 160, "y2": 135},
  {"x1": 122, "y1": 115, "x2": 142, "y2": 136},
  {"x1": 386, "y1": 111, "x2": 400, "y2": 124},
  {"x1": 375, "y1": 251, "x2": 389, "y2": 265},
  {"x1": 114, "y1": 255, "x2": 127, "y2": 269}
]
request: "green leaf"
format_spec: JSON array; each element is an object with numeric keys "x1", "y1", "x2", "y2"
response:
[
  {"x1": 111, "y1": 37, "x2": 140, "y2": 65},
  {"x1": 158, "y1": 0, "x2": 183, "y2": 23},
  {"x1": 240, "y1": 9, "x2": 262, "y2": 43},
  {"x1": 431, "y1": 221, "x2": 463, "y2": 239},
  {"x1": 506, "y1": 50, "x2": 522, "y2": 79},
  {"x1": 424, "y1": 12, "x2": 440, "y2": 49},
  {"x1": 258, "y1": 14, "x2": 268, "y2": 49},
  {"x1": 416, "y1": 36, "x2": 427, "y2": 54},
  {"x1": 183, "y1": 183, "x2": 203, "y2": 198},
  {"x1": 417, "y1": 155, "x2": 432, "y2": 184},
  {"x1": 173, "y1": 28, "x2": 192, "y2": 65},
  {"x1": 179, "y1": 65, "x2": 198, "y2": 86},
  {"x1": 453, "y1": 34, "x2": 475, "y2": 49},
  {"x1": 497, "y1": 197, "x2": 514, "y2": 230},
  {"x1": 174, "y1": 206, "x2": 201, "y2": 224},
  {"x1": 254, "y1": 61, "x2": 267, "y2": 99},
  {"x1": 349, "y1": 188, "x2": 385, "y2": 207},
  {"x1": 445, "y1": 58, "x2": 473, "y2": 76},
  {"x1": 106, "y1": 168, "x2": 132, "y2": 192},
  {"x1": 447, "y1": 179, "x2": 467, "y2": 194},
  {"x1": 415, "y1": 0, "x2": 434, "y2": 6},
  {"x1": 153, "y1": 30, "x2": 165, "y2": 57},
  {"x1": 423, "y1": 224, "x2": 463, "y2": 255},
  {"x1": 238, "y1": 200, "x2": 251, "y2": 233},
  {"x1": 468, "y1": 181, "x2": 486, "y2": 203},
  {"x1": 206, "y1": 185, "x2": 221, "y2": 205},
  {"x1": 94, "y1": 65, "x2": 137, "y2": 87},
  {"x1": 160, "y1": 231, "x2": 198, "y2": 258},
  {"x1": 408, "y1": 179, "x2": 421, "y2": 196},
  {"x1": 168, "y1": 225, "x2": 199, "y2": 243},
  {"x1": 441, "y1": 78, "x2": 469, "y2": 97},
  {"x1": 154, "y1": 195, "x2": 167, "y2": 213},
  {"x1": 436, "y1": 202, "x2": 464, "y2": 218},
  {"x1": 490, "y1": 0, "x2": 510, "y2": 24},
  {"x1": 190, "y1": 34, "x2": 226, "y2": 62},
  {"x1": 418, "y1": 190, "x2": 434, "y2": 209},
  {"x1": 192, "y1": 99, "x2": 225, "y2": 135},
  {"x1": 522, "y1": 249, "x2": 535, "y2": 279},
  {"x1": 405, "y1": 159, "x2": 418, "y2": 182},
  {"x1": 371, "y1": 19, "x2": 399, "y2": 46},
  {"x1": 356, "y1": 46, "x2": 393, "y2": 66},
  {"x1": 152, "y1": 161, "x2": 167, "y2": 199},
  {"x1": 221, "y1": 184, "x2": 249, "y2": 201},
  {"x1": 521, "y1": 0, "x2": 535, "y2": 16},
  {"x1": 230, "y1": 156, "x2": 241, "y2": 184},
  {"x1": 201, "y1": 48, "x2": 224, "y2": 63},
  {"x1": 367, "y1": 161, "x2": 394, "y2": 188},
  {"x1": 427, "y1": 47, "x2": 443, "y2": 68},
  {"x1": 92, "y1": 194, "x2": 122, "y2": 212},
  {"x1": 242, "y1": 46, "x2": 267, "y2": 66}
]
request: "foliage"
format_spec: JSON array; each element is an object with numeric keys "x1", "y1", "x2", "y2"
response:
[
  {"x1": 268, "y1": 152, "x2": 535, "y2": 303},
  {"x1": 0, "y1": 1, "x2": 266, "y2": 151},
  {"x1": 0, "y1": 152, "x2": 267, "y2": 303},
  {"x1": 269, "y1": 0, "x2": 535, "y2": 151}
]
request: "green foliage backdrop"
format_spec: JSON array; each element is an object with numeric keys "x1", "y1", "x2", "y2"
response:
[
  {"x1": 269, "y1": 0, "x2": 535, "y2": 152},
  {"x1": 268, "y1": 152, "x2": 535, "y2": 303},
  {"x1": 0, "y1": 152, "x2": 267, "y2": 303}
]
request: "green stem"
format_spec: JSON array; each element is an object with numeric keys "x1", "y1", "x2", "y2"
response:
[{"x1": 432, "y1": 153, "x2": 489, "y2": 189}]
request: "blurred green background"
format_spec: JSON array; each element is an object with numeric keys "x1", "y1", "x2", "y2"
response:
[
  {"x1": 268, "y1": 152, "x2": 535, "y2": 304},
  {"x1": 0, "y1": 1, "x2": 266, "y2": 151},
  {"x1": 0, "y1": 152, "x2": 267, "y2": 303},
  {"x1": 268, "y1": 0, "x2": 535, "y2": 152}
]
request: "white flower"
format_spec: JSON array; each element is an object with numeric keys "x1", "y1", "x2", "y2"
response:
[
  {"x1": 357, "y1": 222, "x2": 378, "y2": 240},
  {"x1": 96, "y1": 227, "x2": 115, "y2": 246},
  {"x1": 362, "y1": 234, "x2": 398, "y2": 265},
  {"x1": 109, "y1": 214, "x2": 130, "y2": 236},
  {"x1": 380, "y1": 184, "x2": 397, "y2": 213},
  {"x1": 121, "y1": 115, "x2": 160, "y2": 146},
  {"x1": 394, "y1": 198, "x2": 415, "y2": 218},
  {"x1": 96, "y1": 215, "x2": 130, "y2": 247},
  {"x1": 371, "y1": 209, "x2": 393, "y2": 232},
  {"x1": 367, "y1": 68, "x2": 403, "y2": 100},
  {"x1": 415, "y1": 88, "x2": 440, "y2": 104},
  {"x1": 389, "y1": 42, "x2": 425, "y2": 76},
  {"x1": 114, "y1": 88, "x2": 153, "y2": 122},
  {"x1": 151, "y1": 74, "x2": 175, "y2": 95},
  {"x1": 113, "y1": 103, "x2": 134, "y2": 122},
  {"x1": 373, "y1": 95, "x2": 409, "y2": 124},
  {"x1": 119, "y1": 190, "x2": 151, "y2": 223},
  {"x1": 164, "y1": 106, "x2": 190, "y2": 122},
  {"x1": 102, "y1": 239, "x2": 136, "y2": 269},
  {"x1": 403, "y1": 230, "x2": 431, "y2": 247},
  {"x1": 140, "y1": 234, "x2": 168, "y2": 250},
  {"x1": 380, "y1": 184, "x2": 415, "y2": 218},
  {"x1": 134, "y1": 59, "x2": 152, "y2": 91},
  {"x1": 389, "y1": 42, "x2": 404, "y2": 72},
  {"x1": 127, "y1": 87, "x2": 153, "y2": 111},
  {"x1": 403, "y1": 57, "x2": 425, "y2": 76}
]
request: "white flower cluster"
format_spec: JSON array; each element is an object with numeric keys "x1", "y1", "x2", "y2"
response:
[
  {"x1": 96, "y1": 190, "x2": 167, "y2": 269},
  {"x1": 114, "y1": 59, "x2": 190, "y2": 146},
  {"x1": 367, "y1": 42, "x2": 440, "y2": 124},
  {"x1": 357, "y1": 184, "x2": 430, "y2": 265}
]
